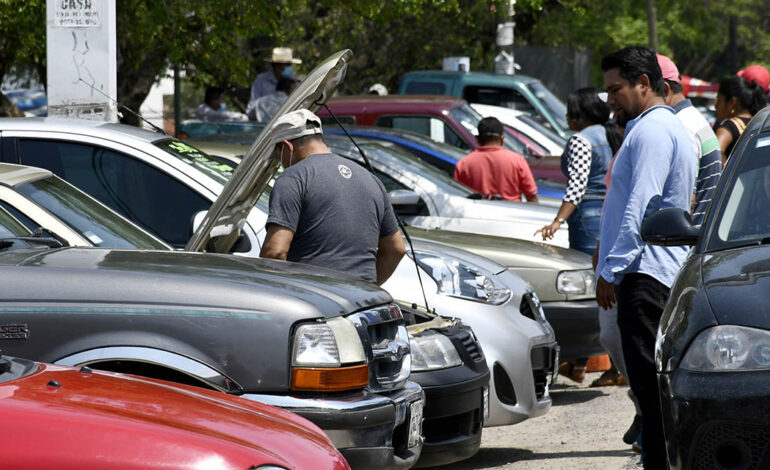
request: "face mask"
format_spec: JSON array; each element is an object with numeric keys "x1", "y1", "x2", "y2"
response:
[
  {"x1": 219, "y1": 102, "x2": 227, "y2": 111},
  {"x1": 279, "y1": 142, "x2": 294, "y2": 168},
  {"x1": 281, "y1": 66, "x2": 293, "y2": 78}
]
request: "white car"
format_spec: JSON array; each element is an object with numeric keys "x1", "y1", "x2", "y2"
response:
[
  {"x1": 0, "y1": 53, "x2": 556, "y2": 427},
  {"x1": 471, "y1": 103, "x2": 567, "y2": 156}
]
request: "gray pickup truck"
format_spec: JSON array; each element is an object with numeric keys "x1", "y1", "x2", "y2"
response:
[{"x1": 0, "y1": 240, "x2": 424, "y2": 469}]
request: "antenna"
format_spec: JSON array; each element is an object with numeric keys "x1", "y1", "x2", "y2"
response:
[{"x1": 78, "y1": 79, "x2": 166, "y2": 134}]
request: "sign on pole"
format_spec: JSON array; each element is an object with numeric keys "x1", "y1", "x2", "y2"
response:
[{"x1": 46, "y1": 0, "x2": 118, "y2": 121}]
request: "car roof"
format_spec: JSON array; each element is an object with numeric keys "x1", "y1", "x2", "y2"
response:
[
  {"x1": 402, "y1": 70, "x2": 539, "y2": 85},
  {"x1": 328, "y1": 94, "x2": 467, "y2": 107},
  {"x1": 0, "y1": 117, "x2": 167, "y2": 144},
  {"x1": 745, "y1": 106, "x2": 770, "y2": 136},
  {"x1": 0, "y1": 162, "x2": 52, "y2": 187}
]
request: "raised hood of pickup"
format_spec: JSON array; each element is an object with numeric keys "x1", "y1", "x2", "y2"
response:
[
  {"x1": 702, "y1": 245, "x2": 770, "y2": 329},
  {"x1": 3, "y1": 247, "x2": 391, "y2": 320}
]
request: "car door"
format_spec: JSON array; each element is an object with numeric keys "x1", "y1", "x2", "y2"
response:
[
  {"x1": 2, "y1": 135, "x2": 212, "y2": 248},
  {"x1": 375, "y1": 115, "x2": 471, "y2": 150}
]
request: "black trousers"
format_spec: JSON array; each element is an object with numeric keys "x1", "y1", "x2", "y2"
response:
[{"x1": 616, "y1": 273, "x2": 670, "y2": 470}]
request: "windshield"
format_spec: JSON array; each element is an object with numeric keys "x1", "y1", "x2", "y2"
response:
[
  {"x1": 516, "y1": 112, "x2": 567, "y2": 148},
  {"x1": 155, "y1": 139, "x2": 232, "y2": 186},
  {"x1": 526, "y1": 81, "x2": 569, "y2": 132},
  {"x1": 449, "y1": 104, "x2": 522, "y2": 153},
  {"x1": 17, "y1": 177, "x2": 169, "y2": 250},
  {"x1": 326, "y1": 137, "x2": 473, "y2": 197},
  {"x1": 0, "y1": 206, "x2": 32, "y2": 238},
  {"x1": 709, "y1": 134, "x2": 770, "y2": 250}
]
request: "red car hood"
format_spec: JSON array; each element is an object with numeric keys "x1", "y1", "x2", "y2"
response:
[{"x1": 2, "y1": 362, "x2": 349, "y2": 469}]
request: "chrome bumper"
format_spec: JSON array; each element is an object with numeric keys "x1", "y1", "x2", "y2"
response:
[{"x1": 243, "y1": 381, "x2": 425, "y2": 470}]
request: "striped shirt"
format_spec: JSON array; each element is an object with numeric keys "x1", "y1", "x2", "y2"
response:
[{"x1": 672, "y1": 99, "x2": 722, "y2": 226}]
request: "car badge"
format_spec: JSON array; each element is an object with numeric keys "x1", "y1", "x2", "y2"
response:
[{"x1": 0, "y1": 324, "x2": 30, "y2": 339}]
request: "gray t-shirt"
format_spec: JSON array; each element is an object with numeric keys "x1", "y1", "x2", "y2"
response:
[{"x1": 266, "y1": 153, "x2": 400, "y2": 283}]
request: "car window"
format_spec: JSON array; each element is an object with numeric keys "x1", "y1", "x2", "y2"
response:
[
  {"x1": 0, "y1": 204, "x2": 32, "y2": 238},
  {"x1": 18, "y1": 139, "x2": 210, "y2": 247},
  {"x1": 526, "y1": 81, "x2": 569, "y2": 132},
  {"x1": 404, "y1": 81, "x2": 446, "y2": 95},
  {"x1": 710, "y1": 136, "x2": 770, "y2": 250},
  {"x1": 154, "y1": 139, "x2": 232, "y2": 186},
  {"x1": 463, "y1": 86, "x2": 535, "y2": 113},
  {"x1": 376, "y1": 115, "x2": 470, "y2": 150},
  {"x1": 16, "y1": 177, "x2": 169, "y2": 249},
  {"x1": 320, "y1": 116, "x2": 356, "y2": 126},
  {"x1": 373, "y1": 169, "x2": 409, "y2": 192}
]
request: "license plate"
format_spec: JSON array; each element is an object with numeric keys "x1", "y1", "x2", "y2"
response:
[
  {"x1": 407, "y1": 400, "x2": 424, "y2": 448},
  {"x1": 482, "y1": 386, "x2": 490, "y2": 424}
]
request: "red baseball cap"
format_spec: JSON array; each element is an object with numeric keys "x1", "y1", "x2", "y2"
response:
[
  {"x1": 656, "y1": 54, "x2": 681, "y2": 83},
  {"x1": 737, "y1": 65, "x2": 769, "y2": 93}
]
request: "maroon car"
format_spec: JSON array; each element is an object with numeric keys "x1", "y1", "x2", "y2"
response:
[{"x1": 319, "y1": 95, "x2": 563, "y2": 181}]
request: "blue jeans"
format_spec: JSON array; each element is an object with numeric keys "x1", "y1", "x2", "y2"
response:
[{"x1": 567, "y1": 199, "x2": 602, "y2": 256}]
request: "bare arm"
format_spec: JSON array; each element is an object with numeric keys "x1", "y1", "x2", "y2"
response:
[
  {"x1": 715, "y1": 126, "x2": 733, "y2": 164},
  {"x1": 376, "y1": 231, "x2": 406, "y2": 285},
  {"x1": 259, "y1": 224, "x2": 295, "y2": 260}
]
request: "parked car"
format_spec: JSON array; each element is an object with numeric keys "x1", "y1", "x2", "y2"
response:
[
  {"x1": 398, "y1": 70, "x2": 571, "y2": 139},
  {"x1": 3, "y1": 88, "x2": 47, "y2": 117},
  {"x1": 192, "y1": 133, "x2": 568, "y2": 247},
  {"x1": 470, "y1": 103, "x2": 567, "y2": 156},
  {"x1": 0, "y1": 50, "x2": 429, "y2": 470},
  {"x1": 640, "y1": 106, "x2": 770, "y2": 469},
  {"x1": 0, "y1": 353, "x2": 350, "y2": 469},
  {"x1": 317, "y1": 95, "x2": 555, "y2": 167},
  {"x1": 0, "y1": 160, "x2": 495, "y2": 468},
  {"x1": 0, "y1": 54, "x2": 557, "y2": 434}
]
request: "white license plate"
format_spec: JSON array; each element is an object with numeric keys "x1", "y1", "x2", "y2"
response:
[{"x1": 407, "y1": 400, "x2": 424, "y2": 448}]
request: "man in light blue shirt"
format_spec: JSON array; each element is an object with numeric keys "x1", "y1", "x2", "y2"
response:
[{"x1": 598, "y1": 46, "x2": 696, "y2": 470}]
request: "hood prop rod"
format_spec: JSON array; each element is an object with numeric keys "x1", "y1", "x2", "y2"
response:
[{"x1": 321, "y1": 103, "x2": 431, "y2": 313}]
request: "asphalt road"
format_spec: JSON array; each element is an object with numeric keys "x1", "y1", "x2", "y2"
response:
[{"x1": 437, "y1": 371, "x2": 643, "y2": 469}]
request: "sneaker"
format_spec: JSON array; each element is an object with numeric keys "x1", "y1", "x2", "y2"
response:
[{"x1": 623, "y1": 415, "x2": 642, "y2": 445}]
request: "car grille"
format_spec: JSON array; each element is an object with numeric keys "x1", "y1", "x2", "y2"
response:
[
  {"x1": 530, "y1": 346, "x2": 556, "y2": 400},
  {"x1": 692, "y1": 422, "x2": 770, "y2": 470},
  {"x1": 457, "y1": 329, "x2": 485, "y2": 363},
  {"x1": 348, "y1": 304, "x2": 410, "y2": 392}
]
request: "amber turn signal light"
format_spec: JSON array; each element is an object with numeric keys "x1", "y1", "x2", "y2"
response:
[{"x1": 291, "y1": 364, "x2": 369, "y2": 392}]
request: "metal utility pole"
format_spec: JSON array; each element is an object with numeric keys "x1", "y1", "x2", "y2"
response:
[
  {"x1": 646, "y1": 0, "x2": 658, "y2": 51},
  {"x1": 494, "y1": 0, "x2": 518, "y2": 75}
]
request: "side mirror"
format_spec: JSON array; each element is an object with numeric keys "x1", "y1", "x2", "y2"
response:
[
  {"x1": 389, "y1": 189, "x2": 426, "y2": 216},
  {"x1": 641, "y1": 208, "x2": 699, "y2": 246},
  {"x1": 191, "y1": 210, "x2": 251, "y2": 253},
  {"x1": 191, "y1": 210, "x2": 206, "y2": 234}
]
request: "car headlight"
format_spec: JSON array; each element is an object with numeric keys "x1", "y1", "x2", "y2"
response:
[
  {"x1": 556, "y1": 269, "x2": 596, "y2": 295},
  {"x1": 414, "y1": 252, "x2": 511, "y2": 304},
  {"x1": 680, "y1": 325, "x2": 770, "y2": 372},
  {"x1": 410, "y1": 330, "x2": 463, "y2": 372},
  {"x1": 291, "y1": 317, "x2": 369, "y2": 391}
]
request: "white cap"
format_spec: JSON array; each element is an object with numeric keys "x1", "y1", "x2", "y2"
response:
[
  {"x1": 368, "y1": 83, "x2": 388, "y2": 96},
  {"x1": 269, "y1": 109, "x2": 323, "y2": 145}
]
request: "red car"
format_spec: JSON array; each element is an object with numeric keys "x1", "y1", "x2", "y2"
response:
[
  {"x1": 319, "y1": 95, "x2": 563, "y2": 182},
  {"x1": 1, "y1": 354, "x2": 350, "y2": 470}
]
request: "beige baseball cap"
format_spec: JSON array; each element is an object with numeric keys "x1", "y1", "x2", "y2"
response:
[{"x1": 270, "y1": 109, "x2": 323, "y2": 145}]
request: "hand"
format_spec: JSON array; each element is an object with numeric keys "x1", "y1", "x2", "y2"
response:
[
  {"x1": 535, "y1": 220, "x2": 561, "y2": 240},
  {"x1": 596, "y1": 276, "x2": 616, "y2": 310}
]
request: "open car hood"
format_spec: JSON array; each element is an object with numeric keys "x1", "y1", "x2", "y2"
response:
[{"x1": 186, "y1": 50, "x2": 352, "y2": 253}]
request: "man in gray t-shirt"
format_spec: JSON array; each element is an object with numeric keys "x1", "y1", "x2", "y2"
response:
[{"x1": 260, "y1": 109, "x2": 405, "y2": 285}]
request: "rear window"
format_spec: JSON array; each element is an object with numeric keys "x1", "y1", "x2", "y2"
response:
[
  {"x1": 463, "y1": 86, "x2": 535, "y2": 113},
  {"x1": 404, "y1": 81, "x2": 446, "y2": 95}
]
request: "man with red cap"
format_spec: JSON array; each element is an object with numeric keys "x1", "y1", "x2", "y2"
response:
[
  {"x1": 738, "y1": 64, "x2": 770, "y2": 94},
  {"x1": 657, "y1": 54, "x2": 722, "y2": 227}
]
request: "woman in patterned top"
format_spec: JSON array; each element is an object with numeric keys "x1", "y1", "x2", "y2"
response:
[
  {"x1": 535, "y1": 88, "x2": 622, "y2": 255},
  {"x1": 713, "y1": 76, "x2": 767, "y2": 163}
]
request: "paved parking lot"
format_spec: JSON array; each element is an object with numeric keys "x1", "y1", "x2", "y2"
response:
[{"x1": 440, "y1": 371, "x2": 641, "y2": 469}]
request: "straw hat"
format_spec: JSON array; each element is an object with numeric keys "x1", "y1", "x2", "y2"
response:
[{"x1": 265, "y1": 47, "x2": 302, "y2": 65}]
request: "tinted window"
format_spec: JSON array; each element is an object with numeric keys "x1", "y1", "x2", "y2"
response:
[
  {"x1": 17, "y1": 177, "x2": 169, "y2": 249},
  {"x1": 526, "y1": 81, "x2": 569, "y2": 132},
  {"x1": 463, "y1": 86, "x2": 535, "y2": 113},
  {"x1": 320, "y1": 116, "x2": 356, "y2": 126},
  {"x1": 18, "y1": 139, "x2": 210, "y2": 247},
  {"x1": 0, "y1": 204, "x2": 32, "y2": 237},
  {"x1": 376, "y1": 116, "x2": 469, "y2": 150},
  {"x1": 404, "y1": 82, "x2": 446, "y2": 95},
  {"x1": 373, "y1": 169, "x2": 408, "y2": 192},
  {"x1": 709, "y1": 135, "x2": 770, "y2": 250}
]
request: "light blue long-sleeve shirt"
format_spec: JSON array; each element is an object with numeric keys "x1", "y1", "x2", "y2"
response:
[{"x1": 597, "y1": 105, "x2": 696, "y2": 288}]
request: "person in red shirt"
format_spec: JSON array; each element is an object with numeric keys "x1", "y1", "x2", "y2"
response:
[{"x1": 453, "y1": 117, "x2": 539, "y2": 202}]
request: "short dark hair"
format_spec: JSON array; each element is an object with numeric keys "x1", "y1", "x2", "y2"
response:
[
  {"x1": 665, "y1": 79, "x2": 683, "y2": 95},
  {"x1": 567, "y1": 87, "x2": 610, "y2": 124},
  {"x1": 477, "y1": 117, "x2": 503, "y2": 144},
  {"x1": 601, "y1": 46, "x2": 665, "y2": 96}
]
